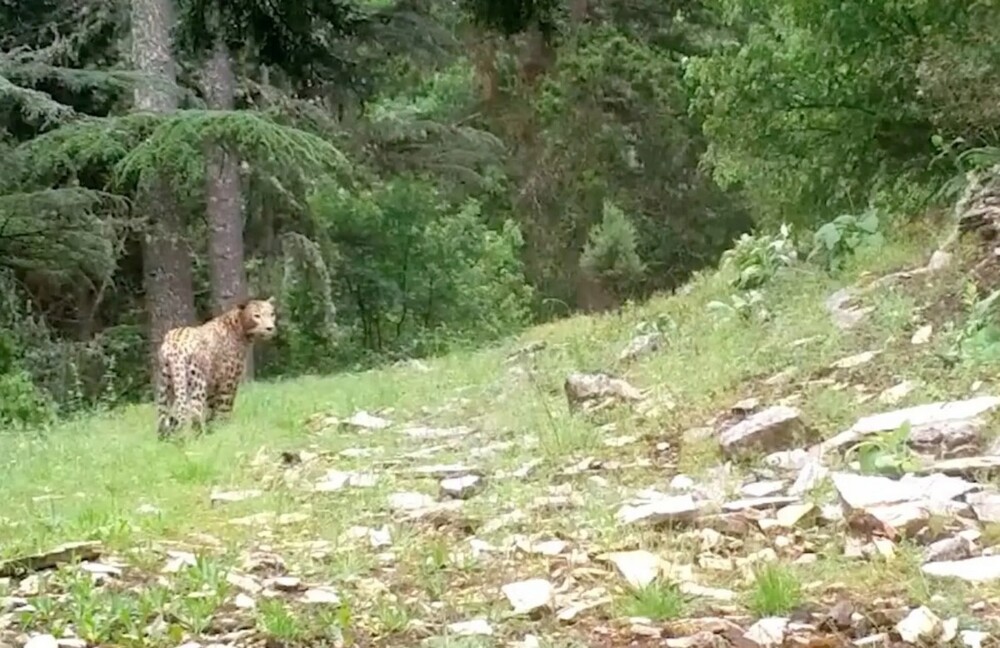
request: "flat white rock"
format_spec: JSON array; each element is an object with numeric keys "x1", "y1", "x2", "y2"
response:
[
  {"x1": 447, "y1": 618, "x2": 494, "y2": 636},
  {"x1": 922, "y1": 555, "x2": 1000, "y2": 582},
  {"x1": 501, "y1": 578, "x2": 554, "y2": 614},
  {"x1": 604, "y1": 550, "x2": 662, "y2": 589}
]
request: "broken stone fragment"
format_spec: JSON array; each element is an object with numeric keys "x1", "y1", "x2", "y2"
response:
[
  {"x1": 502, "y1": 578, "x2": 555, "y2": 615},
  {"x1": 718, "y1": 406, "x2": 809, "y2": 459},
  {"x1": 440, "y1": 475, "x2": 484, "y2": 499},
  {"x1": 24, "y1": 635, "x2": 58, "y2": 648},
  {"x1": 343, "y1": 410, "x2": 391, "y2": 430},
  {"x1": 965, "y1": 491, "x2": 1000, "y2": 524},
  {"x1": 830, "y1": 472, "x2": 979, "y2": 510},
  {"x1": 816, "y1": 396, "x2": 1000, "y2": 456},
  {"x1": 602, "y1": 550, "x2": 662, "y2": 589},
  {"x1": 743, "y1": 617, "x2": 788, "y2": 647},
  {"x1": 895, "y1": 606, "x2": 955, "y2": 644},
  {"x1": 922, "y1": 535, "x2": 974, "y2": 564},
  {"x1": 722, "y1": 496, "x2": 799, "y2": 512},
  {"x1": 830, "y1": 350, "x2": 879, "y2": 369},
  {"x1": 911, "y1": 324, "x2": 933, "y2": 345},
  {"x1": 209, "y1": 489, "x2": 262, "y2": 505},
  {"x1": 564, "y1": 372, "x2": 644, "y2": 413},
  {"x1": 616, "y1": 494, "x2": 702, "y2": 526},
  {"x1": 301, "y1": 586, "x2": 341, "y2": 604},
  {"x1": 907, "y1": 419, "x2": 986, "y2": 458},
  {"x1": 446, "y1": 618, "x2": 493, "y2": 636},
  {"x1": 922, "y1": 555, "x2": 1000, "y2": 582},
  {"x1": 0, "y1": 541, "x2": 103, "y2": 579}
]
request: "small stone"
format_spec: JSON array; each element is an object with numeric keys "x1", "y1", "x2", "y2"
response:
[
  {"x1": 272, "y1": 576, "x2": 301, "y2": 591},
  {"x1": 24, "y1": 636, "x2": 58, "y2": 648},
  {"x1": 302, "y1": 586, "x2": 341, "y2": 605},
  {"x1": 446, "y1": 619, "x2": 493, "y2": 636},
  {"x1": 743, "y1": 617, "x2": 788, "y2": 647},
  {"x1": 501, "y1": 578, "x2": 554, "y2": 615},
  {"x1": 923, "y1": 536, "x2": 973, "y2": 564},
  {"x1": 210, "y1": 489, "x2": 262, "y2": 504},
  {"x1": 896, "y1": 606, "x2": 943, "y2": 644},
  {"x1": 440, "y1": 475, "x2": 484, "y2": 499},
  {"x1": 604, "y1": 551, "x2": 662, "y2": 589},
  {"x1": 879, "y1": 380, "x2": 916, "y2": 405},
  {"x1": 344, "y1": 410, "x2": 391, "y2": 430},
  {"x1": 718, "y1": 406, "x2": 809, "y2": 459},
  {"x1": 234, "y1": 593, "x2": 256, "y2": 609},
  {"x1": 831, "y1": 350, "x2": 878, "y2": 369},
  {"x1": 616, "y1": 494, "x2": 701, "y2": 525},
  {"x1": 388, "y1": 491, "x2": 437, "y2": 511},
  {"x1": 922, "y1": 555, "x2": 1000, "y2": 582},
  {"x1": 669, "y1": 475, "x2": 695, "y2": 491},
  {"x1": 911, "y1": 324, "x2": 933, "y2": 345}
]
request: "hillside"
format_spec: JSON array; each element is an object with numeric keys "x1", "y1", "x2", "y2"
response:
[{"x1": 3, "y1": 214, "x2": 1000, "y2": 648}]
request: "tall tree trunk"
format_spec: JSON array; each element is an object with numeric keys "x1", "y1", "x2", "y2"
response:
[
  {"x1": 130, "y1": 0, "x2": 197, "y2": 372},
  {"x1": 201, "y1": 39, "x2": 252, "y2": 379}
]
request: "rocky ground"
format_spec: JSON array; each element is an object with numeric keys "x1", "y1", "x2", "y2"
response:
[{"x1": 4, "y1": 226, "x2": 1000, "y2": 648}]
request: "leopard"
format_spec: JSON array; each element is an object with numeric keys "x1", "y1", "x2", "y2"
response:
[{"x1": 155, "y1": 297, "x2": 277, "y2": 439}]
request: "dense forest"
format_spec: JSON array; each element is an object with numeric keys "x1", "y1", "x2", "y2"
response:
[{"x1": 1, "y1": 0, "x2": 998, "y2": 426}]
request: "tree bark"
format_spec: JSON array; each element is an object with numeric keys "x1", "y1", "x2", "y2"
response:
[
  {"x1": 130, "y1": 0, "x2": 197, "y2": 372},
  {"x1": 201, "y1": 39, "x2": 252, "y2": 379}
]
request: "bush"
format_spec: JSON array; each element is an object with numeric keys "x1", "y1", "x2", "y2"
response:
[
  {"x1": 719, "y1": 224, "x2": 797, "y2": 290},
  {"x1": 580, "y1": 200, "x2": 647, "y2": 300},
  {"x1": 297, "y1": 177, "x2": 533, "y2": 364}
]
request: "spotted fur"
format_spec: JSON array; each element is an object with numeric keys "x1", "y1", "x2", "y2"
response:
[{"x1": 156, "y1": 297, "x2": 277, "y2": 439}]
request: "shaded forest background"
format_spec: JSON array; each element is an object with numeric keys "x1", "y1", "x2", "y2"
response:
[{"x1": 1, "y1": 0, "x2": 998, "y2": 426}]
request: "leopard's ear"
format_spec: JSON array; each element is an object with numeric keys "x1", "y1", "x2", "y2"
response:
[
  {"x1": 234, "y1": 297, "x2": 251, "y2": 310},
  {"x1": 265, "y1": 296, "x2": 275, "y2": 306}
]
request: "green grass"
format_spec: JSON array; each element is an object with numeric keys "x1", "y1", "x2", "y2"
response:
[{"x1": 3, "y1": 219, "x2": 1000, "y2": 645}]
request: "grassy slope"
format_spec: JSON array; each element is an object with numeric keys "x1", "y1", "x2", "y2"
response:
[{"x1": 2, "y1": 215, "x2": 997, "y2": 646}]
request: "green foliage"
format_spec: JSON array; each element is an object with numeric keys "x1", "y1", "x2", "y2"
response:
[
  {"x1": 579, "y1": 200, "x2": 647, "y2": 299},
  {"x1": 288, "y1": 177, "x2": 532, "y2": 366},
  {"x1": 945, "y1": 283, "x2": 1000, "y2": 368},
  {"x1": 846, "y1": 423, "x2": 919, "y2": 478},
  {"x1": 687, "y1": 0, "x2": 1000, "y2": 227},
  {"x1": 809, "y1": 210, "x2": 884, "y2": 273},
  {"x1": 749, "y1": 564, "x2": 803, "y2": 616},
  {"x1": 719, "y1": 224, "x2": 797, "y2": 290}
]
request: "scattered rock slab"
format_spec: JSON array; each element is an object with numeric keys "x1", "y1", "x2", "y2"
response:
[
  {"x1": 565, "y1": 372, "x2": 644, "y2": 413},
  {"x1": 911, "y1": 324, "x2": 933, "y2": 345},
  {"x1": 440, "y1": 475, "x2": 484, "y2": 499},
  {"x1": 918, "y1": 455, "x2": 1000, "y2": 477},
  {"x1": 617, "y1": 494, "x2": 702, "y2": 526},
  {"x1": 24, "y1": 635, "x2": 58, "y2": 648},
  {"x1": 210, "y1": 490, "x2": 262, "y2": 505},
  {"x1": 718, "y1": 406, "x2": 809, "y2": 459},
  {"x1": 344, "y1": 411, "x2": 392, "y2": 430},
  {"x1": 0, "y1": 541, "x2": 102, "y2": 578},
  {"x1": 722, "y1": 496, "x2": 800, "y2": 512},
  {"x1": 922, "y1": 555, "x2": 1000, "y2": 582},
  {"x1": 301, "y1": 586, "x2": 341, "y2": 605},
  {"x1": 817, "y1": 396, "x2": 1000, "y2": 455},
  {"x1": 447, "y1": 619, "x2": 494, "y2": 636},
  {"x1": 831, "y1": 350, "x2": 879, "y2": 369},
  {"x1": 896, "y1": 606, "x2": 956, "y2": 644},
  {"x1": 388, "y1": 491, "x2": 437, "y2": 511},
  {"x1": 831, "y1": 472, "x2": 978, "y2": 509},
  {"x1": 743, "y1": 617, "x2": 788, "y2": 647},
  {"x1": 400, "y1": 425, "x2": 474, "y2": 440},
  {"x1": 966, "y1": 491, "x2": 1000, "y2": 524},
  {"x1": 602, "y1": 551, "x2": 662, "y2": 589},
  {"x1": 878, "y1": 380, "x2": 916, "y2": 405},
  {"x1": 923, "y1": 535, "x2": 974, "y2": 563},
  {"x1": 825, "y1": 288, "x2": 872, "y2": 330},
  {"x1": 502, "y1": 578, "x2": 555, "y2": 615}
]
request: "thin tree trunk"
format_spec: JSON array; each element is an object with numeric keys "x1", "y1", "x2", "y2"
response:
[
  {"x1": 201, "y1": 39, "x2": 252, "y2": 379},
  {"x1": 131, "y1": 0, "x2": 197, "y2": 373}
]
